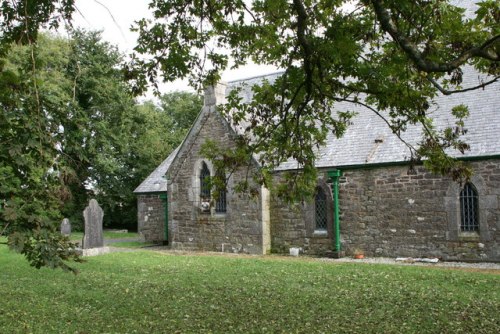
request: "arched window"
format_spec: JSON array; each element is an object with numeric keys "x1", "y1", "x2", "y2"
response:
[
  {"x1": 315, "y1": 187, "x2": 327, "y2": 231},
  {"x1": 460, "y1": 182, "x2": 479, "y2": 232},
  {"x1": 200, "y1": 161, "x2": 211, "y2": 201}
]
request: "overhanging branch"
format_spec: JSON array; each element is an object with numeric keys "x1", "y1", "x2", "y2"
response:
[
  {"x1": 427, "y1": 75, "x2": 500, "y2": 95},
  {"x1": 370, "y1": 0, "x2": 500, "y2": 73}
]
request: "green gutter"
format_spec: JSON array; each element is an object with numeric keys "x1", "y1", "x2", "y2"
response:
[
  {"x1": 328, "y1": 154, "x2": 500, "y2": 171},
  {"x1": 327, "y1": 170, "x2": 342, "y2": 252},
  {"x1": 134, "y1": 191, "x2": 168, "y2": 195},
  {"x1": 159, "y1": 193, "x2": 169, "y2": 245},
  {"x1": 458, "y1": 154, "x2": 500, "y2": 162},
  {"x1": 280, "y1": 155, "x2": 500, "y2": 174}
]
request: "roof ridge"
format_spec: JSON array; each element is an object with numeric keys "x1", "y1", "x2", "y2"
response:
[{"x1": 227, "y1": 70, "x2": 285, "y2": 85}]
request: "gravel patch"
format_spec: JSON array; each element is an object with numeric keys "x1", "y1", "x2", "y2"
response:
[
  {"x1": 144, "y1": 246, "x2": 500, "y2": 271},
  {"x1": 317, "y1": 256, "x2": 500, "y2": 270}
]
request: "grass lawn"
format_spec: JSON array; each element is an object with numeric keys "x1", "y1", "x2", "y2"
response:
[
  {"x1": 109, "y1": 241, "x2": 157, "y2": 248},
  {"x1": 68, "y1": 231, "x2": 156, "y2": 248},
  {"x1": 1, "y1": 245, "x2": 499, "y2": 333},
  {"x1": 69, "y1": 231, "x2": 140, "y2": 242}
]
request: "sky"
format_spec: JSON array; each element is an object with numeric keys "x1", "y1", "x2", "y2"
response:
[{"x1": 73, "y1": 0, "x2": 278, "y2": 95}]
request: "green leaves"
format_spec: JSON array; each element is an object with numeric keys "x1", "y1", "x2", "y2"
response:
[
  {"x1": 0, "y1": 2, "x2": 190, "y2": 271},
  {"x1": 131, "y1": 0, "x2": 498, "y2": 199},
  {"x1": 0, "y1": 29, "x2": 164, "y2": 270},
  {"x1": 0, "y1": 0, "x2": 75, "y2": 54},
  {"x1": 8, "y1": 230, "x2": 82, "y2": 273}
]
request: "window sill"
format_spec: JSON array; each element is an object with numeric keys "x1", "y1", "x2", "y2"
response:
[
  {"x1": 214, "y1": 212, "x2": 227, "y2": 217},
  {"x1": 313, "y1": 230, "x2": 328, "y2": 237},
  {"x1": 458, "y1": 232, "x2": 480, "y2": 241}
]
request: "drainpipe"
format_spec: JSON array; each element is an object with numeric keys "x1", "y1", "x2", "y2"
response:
[
  {"x1": 327, "y1": 170, "x2": 342, "y2": 253},
  {"x1": 159, "y1": 193, "x2": 169, "y2": 245}
]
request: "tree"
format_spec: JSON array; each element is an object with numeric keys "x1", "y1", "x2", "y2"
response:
[
  {"x1": 59, "y1": 29, "x2": 139, "y2": 231},
  {"x1": 91, "y1": 92, "x2": 201, "y2": 231},
  {"x1": 129, "y1": 0, "x2": 499, "y2": 200},
  {"x1": 0, "y1": 1, "x2": 81, "y2": 272},
  {"x1": 0, "y1": 33, "x2": 82, "y2": 272},
  {"x1": 0, "y1": 0, "x2": 75, "y2": 55},
  {"x1": 159, "y1": 91, "x2": 204, "y2": 131},
  {"x1": 0, "y1": 26, "x2": 139, "y2": 271},
  {"x1": 0, "y1": 5, "x2": 202, "y2": 269}
]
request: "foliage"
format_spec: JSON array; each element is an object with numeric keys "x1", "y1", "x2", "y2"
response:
[
  {"x1": 1, "y1": 27, "x2": 203, "y2": 272},
  {"x1": 0, "y1": 33, "x2": 82, "y2": 272},
  {"x1": 159, "y1": 91, "x2": 204, "y2": 130},
  {"x1": 110, "y1": 92, "x2": 201, "y2": 230},
  {"x1": 53, "y1": 30, "x2": 136, "y2": 231},
  {"x1": 1, "y1": 246, "x2": 499, "y2": 332},
  {"x1": 59, "y1": 31, "x2": 199, "y2": 232},
  {"x1": 0, "y1": 29, "x2": 142, "y2": 270},
  {"x1": 130, "y1": 0, "x2": 500, "y2": 201},
  {"x1": 0, "y1": 0, "x2": 75, "y2": 54}
]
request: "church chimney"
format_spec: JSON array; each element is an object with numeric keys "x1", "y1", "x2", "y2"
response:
[{"x1": 204, "y1": 82, "x2": 227, "y2": 107}]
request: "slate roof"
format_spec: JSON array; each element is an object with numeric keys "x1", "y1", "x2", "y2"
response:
[
  {"x1": 225, "y1": 67, "x2": 500, "y2": 171},
  {"x1": 136, "y1": 67, "x2": 499, "y2": 194},
  {"x1": 133, "y1": 146, "x2": 179, "y2": 194}
]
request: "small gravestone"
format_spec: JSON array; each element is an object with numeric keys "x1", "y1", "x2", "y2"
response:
[
  {"x1": 82, "y1": 199, "x2": 104, "y2": 249},
  {"x1": 60, "y1": 218, "x2": 71, "y2": 236}
]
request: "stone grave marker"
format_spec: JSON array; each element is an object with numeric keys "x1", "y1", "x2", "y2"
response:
[
  {"x1": 82, "y1": 199, "x2": 104, "y2": 249},
  {"x1": 60, "y1": 218, "x2": 71, "y2": 236}
]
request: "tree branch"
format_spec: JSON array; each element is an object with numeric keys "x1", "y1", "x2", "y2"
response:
[
  {"x1": 0, "y1": 221, "x2": 10, "y2": 238},
  {"x1": 370, "y1": 0, "x2": 500, "y2": 73},
  {"x1": 427, "y1": 75, "x2": 500, "y2": 95},
  {"x1": 93, "y1": 0, "x2": 127, "y2": 41},
  {"x1": 293, "y1": 0, "x2": 313, "y2": 95},
  {"x1": 342, "y1": 98, "x2": 419, "y2": 158}
]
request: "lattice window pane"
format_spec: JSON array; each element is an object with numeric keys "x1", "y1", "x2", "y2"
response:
[
  {"x1": 215, "y1": 168, "x2": 227, "y2": 213},
  {"x1": 215, "y1": 189, "x2": 226, "y2": 213},
  {"x1": 200, "y1": 162, "x2": 211, "y2": 199},
  {"x1": 460, "y1": 183, "x2": 479, "y2": 232},
  {"x1": 315, "y1": 187, "x2": 327, "y2": 230}
]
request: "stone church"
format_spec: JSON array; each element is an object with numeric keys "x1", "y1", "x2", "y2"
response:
[{"x1": 135, "y1": 68, "x2": 499, "y2": 261}]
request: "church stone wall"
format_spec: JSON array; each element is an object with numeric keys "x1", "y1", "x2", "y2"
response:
[
  {"x1": 167, "y1": 107, "x2": 264, "y2": 254},
  {"x1": 137, "y1": 194, "x2": 165, "y2": 242},
  {"x1": 271, "y1": 160, "x2": 500, "y2": 261},
  {"x1": 270, "y1": 173, "x2": 334, "y2": 255}
]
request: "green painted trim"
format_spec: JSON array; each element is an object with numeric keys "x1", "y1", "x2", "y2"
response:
[
  {"x1": 323, "y1": 154, "x2": 500, "y2": 172},
  {"x1": 327, "y1": 170, "x2": 342, "y2": 252},
  {"x1": 159, "y1": 193, "x2": 169, "y2": 244},
  {"x1": 134, "y1": 191, "x2": 167, "y2": 196},
  {"x1": 458, "y1": 154, "x2": 500, "y2": 162}
]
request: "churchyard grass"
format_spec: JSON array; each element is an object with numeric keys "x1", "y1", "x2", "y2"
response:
[
  {"x1": 1, "y1": 245, "x2": 498, "y2": 333},
  {"x1": 70, "y1": 231, "x2": 139, "y2": 242},
  {"x1": 109, "y1": 241, "x2": 157, "y2": 248}
]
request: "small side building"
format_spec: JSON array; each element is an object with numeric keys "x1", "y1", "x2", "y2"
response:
[{"x1": 133, "y1": 147, "x2": 178, "y2": 243}]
